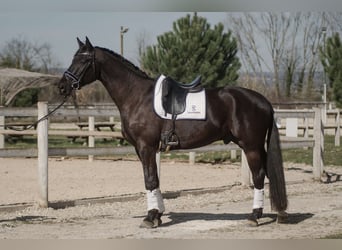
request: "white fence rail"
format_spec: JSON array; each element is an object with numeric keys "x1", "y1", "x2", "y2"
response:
[{"x1": 0, "y1": 103, "x2": 337, "y2": 207}]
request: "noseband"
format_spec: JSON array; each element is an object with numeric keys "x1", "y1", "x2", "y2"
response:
[{"x1": 63, "y1": 51, "x2": 96, "y2": 90}]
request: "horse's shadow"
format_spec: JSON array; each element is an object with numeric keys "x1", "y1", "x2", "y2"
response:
[
  {"x1": 0, "y1": 215, "x2": 56, "y2": 224},
  {"x1": 155, "y1": 212, "x2": 314, "y2": 227},
  {"x1": 323, "y1": 171, "x2": 342, "y2": 183}
]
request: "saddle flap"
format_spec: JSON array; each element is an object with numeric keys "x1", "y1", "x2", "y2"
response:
[{"x1": 162, "y1": 77, "x2": 188, "y2": 115}]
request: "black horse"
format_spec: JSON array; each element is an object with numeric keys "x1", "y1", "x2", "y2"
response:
[{"x1": 58, "y1": 37, "x2": 288, "y2": 228}]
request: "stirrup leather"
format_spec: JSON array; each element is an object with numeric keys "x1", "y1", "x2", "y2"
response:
[{"x1": 159, "y1": 130, "x2": 179, "y2": 152}]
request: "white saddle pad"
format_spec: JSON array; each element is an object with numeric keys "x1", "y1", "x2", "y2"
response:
[{"x1": 153, "y1": 75, "x2": 206, "y2": 120}]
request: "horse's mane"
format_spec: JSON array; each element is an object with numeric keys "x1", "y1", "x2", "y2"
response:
[{"x1": 95, "y1": 46, "x2": 153, "y2": 80}]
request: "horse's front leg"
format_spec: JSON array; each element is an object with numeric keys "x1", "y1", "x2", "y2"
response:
[{"x1": 136, "y1": 145, "x2": 165, "y2": 228}]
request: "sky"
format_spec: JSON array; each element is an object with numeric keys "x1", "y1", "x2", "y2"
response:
[
  {"x1": 0, "y1": 12, "x2": 228, "y2": 68},
  {"x1": 1, "y1": 0, "x2": 341, "y2": 69}
]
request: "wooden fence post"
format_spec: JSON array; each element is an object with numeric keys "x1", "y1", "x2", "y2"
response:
[
  {"x1": 88, "y1": 116, "x2": 95, "y2": 162},
  {"x1": 230, "y1": 149, "x2": 237, "y2": 160},
  {"x1": 37, "y1": 102, "x2": 49, "y2": 207},
  {"x1": 189, "y1": 151, "x2": 196, "y2": 165},
  {"x1": 0, "y1": 112, "x2": 4, "y2": 149},
  {"x1": 241, "y1": 150, "x2": 251, "y2": 186},
  {"x1": 313, "y1": 107, "x2": 324, "y2": 181},
  {"x1": 304, "y1": 117, "x2": 309, "y2": 138},
  {"x1": 156, "y1": 152, "x2": 161, "y2": 181},
  {"x1": 335, "y1": 109, "x2": 340, "y2": 147}
]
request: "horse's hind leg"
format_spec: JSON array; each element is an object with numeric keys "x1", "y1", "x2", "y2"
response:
[{"x1": 244, "y1": 148, "x2": 267, "y2": 226}]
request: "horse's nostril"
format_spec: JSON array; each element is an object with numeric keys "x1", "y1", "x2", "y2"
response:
[{"x1": 59, "y1": 86, "x2": 66, "y2": 94}]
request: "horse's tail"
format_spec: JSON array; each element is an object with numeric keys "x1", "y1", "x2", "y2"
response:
[{"x1": 266, "y1": 115, "x2": 288, "y2": 212}]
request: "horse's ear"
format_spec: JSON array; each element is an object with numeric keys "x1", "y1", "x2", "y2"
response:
[
  {"x1": 77, "y1": 37, "x2": 84, "y2": 48},
  {"x1": 85, "y1": 36, "x2": 94, "y2": 50}
]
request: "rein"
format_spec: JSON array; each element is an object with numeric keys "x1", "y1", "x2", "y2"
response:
[{"x1": 3, "y1": 96, "x2": 69, "y2": 131}]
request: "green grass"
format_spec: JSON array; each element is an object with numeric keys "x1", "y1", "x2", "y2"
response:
[{"x1": 282, "y1": 135, "x2": 342, "y2": 166}]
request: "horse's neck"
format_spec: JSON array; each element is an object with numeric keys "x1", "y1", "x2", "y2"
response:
[{"x1": 97, "y1": 50, "x2": 153, "y2": 112}]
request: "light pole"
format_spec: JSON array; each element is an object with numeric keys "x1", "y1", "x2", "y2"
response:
[
  {"x1": 321, "y1": 26, "x2": 327, "y2": 123},
  {"x1": 120, "y1": 26, "x2": 129, "y2": 56}
]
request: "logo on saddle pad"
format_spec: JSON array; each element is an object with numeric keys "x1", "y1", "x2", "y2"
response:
[{"x1": 153, "y1": 75, "x2": 206, "y2": 120}]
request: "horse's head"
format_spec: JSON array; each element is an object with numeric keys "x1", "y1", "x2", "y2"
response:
[{"x1": 58, "y1": 37, "x2": 97, "y2": 97}]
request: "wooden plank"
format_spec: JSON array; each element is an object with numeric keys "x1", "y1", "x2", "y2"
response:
[
  {"x1": 0, "y1": 130, "x2": 36, "y2": 135},
  {"x1": 1, "y1": 107, "x2": 321, "y2": 122},
  {"x1": 275, "y1": 109, "x2": 315, "y2": 119},
  {"x1": 285, "y1": 118, "x2": 298, "y2": 137},
  {"x1": 177, "y1": 143, "x2": 240, "y2": 153},
  {"x1": 76, "y1": 121, "x2": 116, "y2": 127},
  {"x1": 0, "y1": 107, "x2": 37, "y2": 117},
  {"x1": 280, "y1": 141, "x2": 314, "y2": 149},
  {"x1": 51, "y1": 107, "x2": 120, "y2": 118},
  {"x1": 48, "y1": 130, "x2": 123, "y2": 138},
  {"x1": 279, "y1": 136, "x2": 314, "y2": 142},
  {"x1": 0, "y1": 106, "x2": 119, "y2": 117},
  {"x1": 0, "y1": 147, "x2": 137, "y2": 158},
  {"x1": 0, "y1": 129, "x2": 123, "y2": 138},
  {"x1": 0, "y1": 136, "x2": 316, "y2": 158},
  {"x1": 48, "y1": 147, "x2": 136, "y2": 156},
  {"x1": 0, "y1": 148, "x2": 37, "y2": 157}
]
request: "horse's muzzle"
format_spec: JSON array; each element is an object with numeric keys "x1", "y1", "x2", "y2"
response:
[{"x1": 58, "y1": 78, "x2": 71, "y2": 97}]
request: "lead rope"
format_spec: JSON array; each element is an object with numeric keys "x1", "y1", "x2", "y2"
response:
[
  {"x1": 71, "y1": 90, "x2": 81, "y2": 123},
  {"x1": 2, "y1": 96, "x2": 69, "y2": 131}
]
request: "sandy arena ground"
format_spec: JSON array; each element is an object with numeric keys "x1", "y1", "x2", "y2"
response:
[{"x1": 0, "y1": 157, "x2": 341, "y2": 239}]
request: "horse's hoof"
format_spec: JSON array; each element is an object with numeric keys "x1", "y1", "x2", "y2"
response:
[
  {"x1": 246, "y1": 208, "x2": 263, "y2": 227},
  {"x1": 277, "y1": 211, "x2": 288, "y2": 224},
  {"x1": 139, "y1": 210, "x2": 163, "y2": 228},
  {"x1": 253, "y1": 208, "x2": 263, "y2": 219},
  {"x1": 247, "y1": 214, "x2": 259, "y2": 227},
  {"x1": 247, "y1": 218, "x2": 258, "y2": 227},
  {"x1": 140, "y1": 218, "x2": 161, "y2": 228}
]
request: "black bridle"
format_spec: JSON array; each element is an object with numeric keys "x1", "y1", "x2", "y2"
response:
[
  {"x1": 63, "y1": 51, "x2": 96, "y2": 91},
  {"x1": 3, "y1": 52, "x2": 97, "y2": 132}
]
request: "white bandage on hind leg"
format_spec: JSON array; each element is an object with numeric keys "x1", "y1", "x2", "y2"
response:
[
  {"x1": 146, "y1": 188, "x2": 165, "y2": 213},
  {"x1": 253, "y1": 188, "x2": 264, "y2": 209}
]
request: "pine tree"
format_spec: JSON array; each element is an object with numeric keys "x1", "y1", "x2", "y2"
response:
[
  {"x1": 140, "y1": 13, "x2": 241, "y2": 88},
  {"x1": 334, "y1": 71, "x2": 342, "y2": 108},
  {"x1": 321, "y1": 33, "x2": 342, "y2": 107}
]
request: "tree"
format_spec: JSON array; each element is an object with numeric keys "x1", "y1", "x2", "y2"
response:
[
  {"x1": 0, "y1": 36, "x2": 60, "y2": 106},
  {"x1": 228, "y1": 13, "x2": 289, "y2": 97},
  {"x1": 140, "y1": 13, "x2": 241, "y2": 88},
  {"x1": 0, "y1": 36, "x2": 59, "y2": 73},
  {"x1": 228, "y1": 12, "x2": 334, "y2": 100},
  {"x1": 321, "y1": 32, "x2": 342, "y2": 107}
]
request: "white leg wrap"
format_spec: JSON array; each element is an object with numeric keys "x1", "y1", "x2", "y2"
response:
[
  {"x1": 146, "y1": 188, "x2": 165, "y2": 213},
  {"x1": 253, "y1": 188, "x2": 264, "y2": 209}
]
